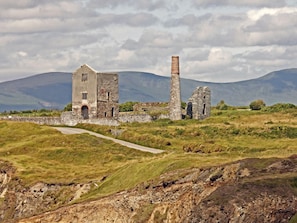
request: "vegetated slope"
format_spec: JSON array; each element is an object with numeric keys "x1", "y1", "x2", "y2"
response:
[
  {"x1": 1, "y1": 108, "x2": 297, "y2": 222},
  {"x1": 0, "y1": 68, "x2": 297, "y2": 111}
]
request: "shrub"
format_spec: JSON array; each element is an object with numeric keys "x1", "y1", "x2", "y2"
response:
[
  {"x1": 262, "y1": 103, "x2": 296, "y2": 112},
  {"x1": 64, "y1": 103, "x2": 72, "y2": 111},
  {"x1": 249, "y1": 99, "x2": 266, "y2": 110},
  {"x1": 216, "y1": 100, "x2": 229, "y2": 110},
  {"x1": 119, "y1": 101, "x2": 137, "y2": 112},
  {"x1": 181, "y1": 101, "x2": 187, "y2": 109}
]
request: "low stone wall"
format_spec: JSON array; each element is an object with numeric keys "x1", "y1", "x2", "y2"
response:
[
  {"x1": 0, "y1": 116, "x2": 62, "y2": 125},
  {"x1": 133, "y1": 102, "x2": 168, "y2": 112},
  {"x1": 0, "y1": 112, "x2": 170, "y2": 126},
  {"x1": 119, "y1": 113, "x2": 152, "y2": 123},
  {"x1": 61, "y1": 112, "x2": 119, "y2": 126},
  {"x1": 119, "y1": 113, "x2": 170, "y2": 123}
]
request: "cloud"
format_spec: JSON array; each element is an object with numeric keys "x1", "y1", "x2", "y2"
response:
[
  {"x1": 0, "y1": 1, "x2": 85, "y2": 19},
  {"x1": 191, "y1": 0, "x2": 286, "y2": 8},
  {"x1": 0, "y1": 0, "x2": 297, "y2": 83},
  {"x1": 88, "y1": 0, "x2": 166, "y2": 10}
]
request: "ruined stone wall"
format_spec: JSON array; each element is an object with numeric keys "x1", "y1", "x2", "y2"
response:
[
  {"x1": 62, "y1": 112, "x2": 119, "y2": 126},
  {"x1": 133, "y1": 102, "x2": 168, "y2": 112},
  {"x1": 0, "y1": 112, "x2": 119, "y2": 127},
  {"x1": 97, "y1": 73, "x2": 119, "y2": 119},
  {"x1": 187, "y1": 86, "x2": 211, "y2": 120},
  {"x1": 0, "y1": 116, "x2": 62, "y2": 125},
  {"x1": 119, "y1": 113, "x2": 152, "y2": 123},
  {"x1": 118, "y1": 113, "x2": 169, "y2": 123}
]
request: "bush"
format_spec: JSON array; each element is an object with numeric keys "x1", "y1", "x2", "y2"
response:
[
  {"x1": 181, "y1": 101, "x2": 187, "y2": 109},
  {"x1": 64, "y1": 103, "x2": 72, "y2": 111},
  {"x1": 119, "y1": 101, "x2": 137, "y2": 112},
  {"x1": 216, "y1": 100, "x2": 229, "y2": 110},
  {"x1": 249, "y1": 99, "x2": 266, "y2": 110},
  {"x1": 262, "y1": 103, "x2": 296, "y2": 112}
]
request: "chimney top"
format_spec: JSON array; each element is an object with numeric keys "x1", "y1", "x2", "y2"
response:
[{"x1": 171, "y1": 56, "x2": 179, "y2": 75}]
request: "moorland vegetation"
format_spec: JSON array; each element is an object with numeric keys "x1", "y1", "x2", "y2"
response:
[{"x1": 0, "y1": 102, "x2": 297, "y2": 202}]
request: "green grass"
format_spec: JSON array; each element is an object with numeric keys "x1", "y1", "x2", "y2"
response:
[
  {"x1": 0, "y1": 121, "x2": 152, "y2": 185},
  {"x1": 1, "y1": 108, "x2": 297, "y2": 201}
]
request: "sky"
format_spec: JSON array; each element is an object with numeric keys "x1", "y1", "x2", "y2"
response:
[{"x1": 0, "y1": 0, "x2": 297, "y2": 83}]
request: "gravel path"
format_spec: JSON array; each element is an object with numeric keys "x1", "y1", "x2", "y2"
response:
[{"x1": 53, "y1": 127, "x2": 164, "y2": 154}]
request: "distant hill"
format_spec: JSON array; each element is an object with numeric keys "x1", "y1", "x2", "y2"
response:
[{"x1": 0, "y1": 68, "x2": 297, "y2": 112}]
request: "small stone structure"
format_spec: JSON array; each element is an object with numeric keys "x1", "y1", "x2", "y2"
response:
[
  {"x1": 186, "y1": 86, "x2": 211, "y2": 120},
  {"x1": 72, "y1": 64, "x2": 119, "y2": 120},
  {"x1": 169, "y1": 56, "x2": 182, "y2": 121}
]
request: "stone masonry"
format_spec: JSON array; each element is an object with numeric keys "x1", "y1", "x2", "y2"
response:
[
  {"x1": 72, "y1": 64, "x2": 119, "y2": 120},
  {"x1": 186, "y1": 86, "x2": 211, "y2": 120},
  {"x1": 169, "y1": 56, "x2": 182, "y2": 121}
]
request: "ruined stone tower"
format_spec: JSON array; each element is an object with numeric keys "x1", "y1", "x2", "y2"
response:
[
  {"x1": 186, "y1": 86, "x2": 211, "y2": 120},
  {"x1": 169, "y1": 56, "x2": 182, "y2": 121}
]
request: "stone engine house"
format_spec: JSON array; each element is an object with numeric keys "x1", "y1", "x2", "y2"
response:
[
  {"x1": 72, "y1": 64, "x2": 119, "y2": 120},
  {"x1": 186, "y1": 86, "x2": 211, "y2": 120}
]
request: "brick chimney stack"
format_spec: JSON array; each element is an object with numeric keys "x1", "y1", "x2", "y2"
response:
[{"x1": 169, "y1": 56, "x2": 182, "y2": 120}]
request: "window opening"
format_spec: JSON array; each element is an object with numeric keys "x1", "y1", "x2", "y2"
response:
[
  {"x1": 111, "y1": 107, "x2": 114, "y2": 117},
  {"x1": 82, "y1": 73, "x2": 88, "y2": 81},
  {"x1": 203, "y1": 104, "x2": 206, "y2": 115},
  {"x1": 82, "y1": 92, "x2": 88, "y2": 100}
]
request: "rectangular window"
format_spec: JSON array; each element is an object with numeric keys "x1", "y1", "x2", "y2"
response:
[
  {"x1": 106, "y1": 92, "x2": 110, "y2": 100},
  {"x1": 82, "y1": 73, "x2": 88, "y2": 81},
  {"x1": 82, "y1": 92, "x2": 88, "y2": 100}
]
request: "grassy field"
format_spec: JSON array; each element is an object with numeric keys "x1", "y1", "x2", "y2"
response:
[{"x1": 1, "y1": 107, "x2": 297, "y2": 200}]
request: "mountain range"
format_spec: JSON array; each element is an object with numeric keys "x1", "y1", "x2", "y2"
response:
[{"x1": 0, "y1": 68, "x2": 297, "y2": 112}]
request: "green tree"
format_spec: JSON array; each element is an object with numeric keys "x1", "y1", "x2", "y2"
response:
[
  {"x1": 64, "y1": 103, "x2": 72, "y2": 111},
  {"x1": 249, "y1": 99, "x2": 266, "y2": 110}
]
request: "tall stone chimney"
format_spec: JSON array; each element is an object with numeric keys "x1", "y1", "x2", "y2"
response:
[{"x1": 169, "y1": 56, "x2": 182, "y2": 120}]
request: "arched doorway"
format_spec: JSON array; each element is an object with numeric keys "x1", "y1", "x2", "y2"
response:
[
  {"x1": 186, "y1": 102, "x2": 193, "y2": 119},
  {"x1": 81, "y1": 105, "x2": 89, "y2": 119}
]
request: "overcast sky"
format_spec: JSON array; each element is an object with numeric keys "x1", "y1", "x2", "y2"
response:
[{"x1": 1, "y1": 0, "x2": 297, "y2": 83}]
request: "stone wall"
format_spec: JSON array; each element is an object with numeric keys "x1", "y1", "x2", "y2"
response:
[
  {"x1": 133, "y1": 102, "x2": 168, "y2": 112},
  {"x1": 119, "y1": 113, "x2": 170, "y2": 123},
  {"x1": 0, "y1": 111, "x2": 171, "y2": 126},
  {"x1": 97, "y1": 72, "x2": 119, "y2": 119},
  {"x1": 0, "y1": 116, "x2": 62, "y2": 125},
  {"x1": 186, "y1": 86, "x2": 211, "y2": 120},
  {"x1": 119, "y1": 113, "x2": 152, "y2": 123},
  {"x1": 61, "y1": 112, "x2": 119, "y2": 126},
  {"x1": 0, "y1": 112, "x2": 119, "y2": 126}
]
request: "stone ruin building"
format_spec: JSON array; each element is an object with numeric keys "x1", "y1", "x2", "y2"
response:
[
  {"x1": 72, "y1": 64, "x2": 119, "y2": 120},
  {"x1": 186, "y1": 86, "x2": 211, "y2": 120},
  {"x1": 2, "y1": 56, "x2": 210, "y2": 126},
  {"x1": 70, "y1": 57, "x2": 210, "y2": 123},
  {"x1": 169, "y1": 56, "x2": 211, "y2": 121}
]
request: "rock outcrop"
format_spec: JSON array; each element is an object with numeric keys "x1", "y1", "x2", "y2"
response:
[{"x1": 2, "y1": 156, "x2": 297, "y2": 223}]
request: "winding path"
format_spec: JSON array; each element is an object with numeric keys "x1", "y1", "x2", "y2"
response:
[{"x1": 53, "y1": 127, "x2": 164, "y2": 154}]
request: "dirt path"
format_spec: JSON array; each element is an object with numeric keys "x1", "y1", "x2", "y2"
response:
[{"x1": 53, "y1": 127, "x2": 164, "y2": 154}]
